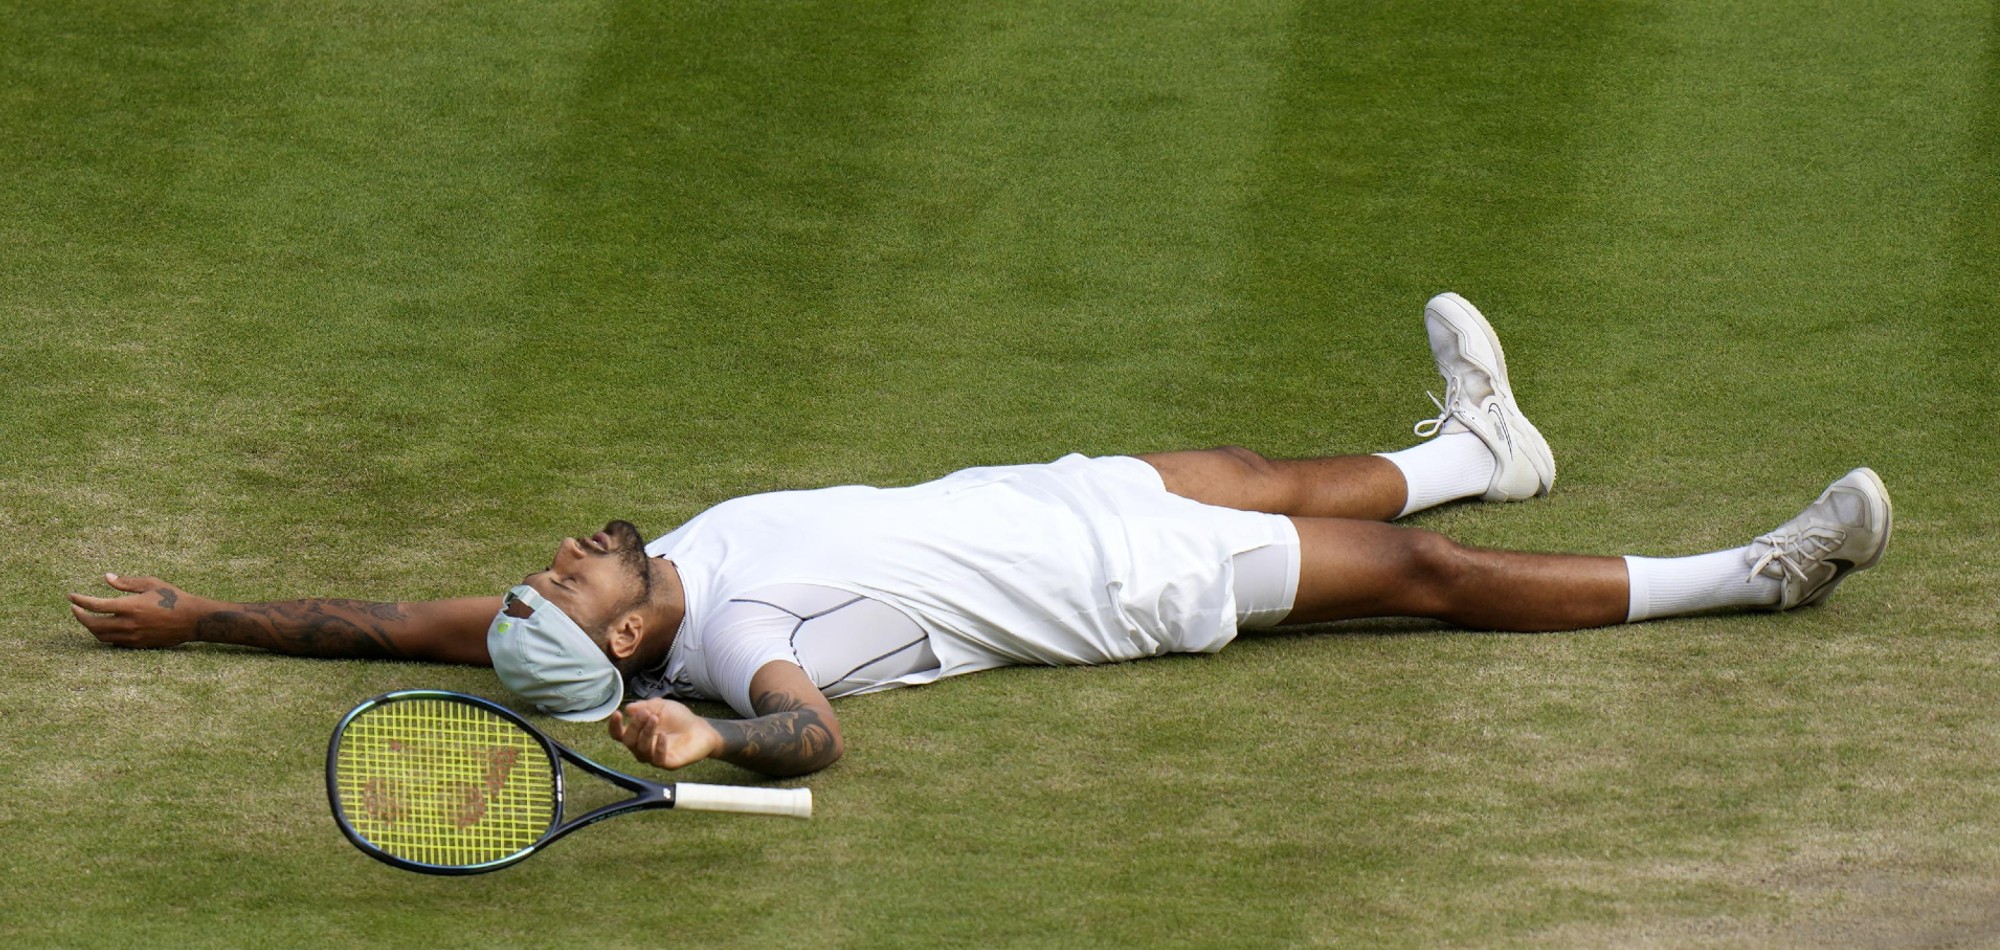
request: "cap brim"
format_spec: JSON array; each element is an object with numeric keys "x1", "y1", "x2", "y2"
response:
[{"x1": 541, "y1": 680, "x2": 624, "y2": 722}]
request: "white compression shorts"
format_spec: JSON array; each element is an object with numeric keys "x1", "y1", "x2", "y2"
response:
[{"x1": 1230, "y1": 537, "x2": 1302, "y2": 629}]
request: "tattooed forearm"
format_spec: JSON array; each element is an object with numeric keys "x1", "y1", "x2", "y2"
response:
[
  {"x1": 193, "y1": 599, "x2": 413, "y2": 659},
  {"x1": 710, "y1": 690, "x2": 842, "y2": 777}
]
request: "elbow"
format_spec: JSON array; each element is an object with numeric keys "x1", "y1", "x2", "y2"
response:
[
  {"x1": 762, "y1": 746, "x2": 841, "y2": 780},
  {"x1": 748, "y1": 715, "x2": 843, "y2": 778},
  {"x1": 799, "y1": 731, "x2": 845, "y2": 777},
  {"x1": 789, "y1": 724, "x2": 844, "y2": 777}
]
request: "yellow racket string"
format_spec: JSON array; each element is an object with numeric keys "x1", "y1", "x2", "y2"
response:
[{"x1": 333, "y1": 699, "x2": 556, "y2": 867}]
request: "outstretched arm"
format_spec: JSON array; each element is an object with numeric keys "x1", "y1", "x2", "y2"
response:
[
  {"x1": 609, "y1": 659, "x2": 843, "y2": 778},
  {"x1": 66, "y1": 573, "x2": 500, "y2": 665}
]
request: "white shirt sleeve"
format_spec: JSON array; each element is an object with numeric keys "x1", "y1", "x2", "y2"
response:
[{"x1": 699, "y1": 598, "x2": 810, "y2": 718}]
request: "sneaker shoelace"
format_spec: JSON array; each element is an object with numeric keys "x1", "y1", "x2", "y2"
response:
[
  {"x1": 1413, "y1": 375, "x2": 1512, "y2": 447},
  {"x1": 1412, "y1": 376, "x2": 1462, "y2": 438},
  {"x1": 1747, "y1": 526, "x2": 1846, "y2": 583}
]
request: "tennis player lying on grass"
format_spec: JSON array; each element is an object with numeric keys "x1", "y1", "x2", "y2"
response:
[{"x1": 69, "y1": 293, "x2": 1893, "y2": 779}]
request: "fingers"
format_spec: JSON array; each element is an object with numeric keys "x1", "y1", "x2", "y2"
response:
[
  {"x1": 67, "y1": 589, "x2": 146, "y2": 645},
  {"x1": 616, "y1": 700, "x2": 662, "y2": 727},
  {"x1": 70, "y1": 601, "x2": 115, "y2": 630},
  {"x1": 629, "y1": 727, "x2": 667, "y2": 768},
  {"x1": 67, "y1": 589, "x2": 153, "y2": 622},
  {"x1": 66, "y1": 576, "x2": 191, "y2": 649},
  {"x1": 66, "y1": 592, "x2": 121, "y2": 613},
  {"x1": 70, "y1": 603, "x2": 127, "y2": 642},
  {"x1": 612, "y1": 701, "x2": 687, "y2": 770},
  {"x1": 68, "y1": 574, "x2": 161, "y2": 613},
  {"x1": 70, "y1": 602, "x2": 105, "y2": 630},
  {"x1": 68, "y1": 572, "x2": 180, "y2": 616},
  {"x1": 608, "y1": 707, "x2": 652, "y2": 743}
]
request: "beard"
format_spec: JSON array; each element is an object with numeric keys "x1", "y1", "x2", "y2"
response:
[{"x1": 601, "y1": 519, "x2": 653, "y2": 608}]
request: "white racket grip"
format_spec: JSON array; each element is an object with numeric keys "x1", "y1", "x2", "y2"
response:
[{"x1": 672, "y1": 782, "x2": 813, "y2": 819}]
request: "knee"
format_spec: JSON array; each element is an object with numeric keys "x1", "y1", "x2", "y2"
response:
[
  {"x1": 1208, "y1": 445, "x2": 1276, "y2": 479},
  {"x1": 1394, "y1": 531, "x2": 1475, "y2": 613},
  {"x1": 1145, "y1": 446, "x2": 1287, "y2": 511}
]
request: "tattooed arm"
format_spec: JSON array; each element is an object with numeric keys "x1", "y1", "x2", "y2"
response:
[
  {"x1": 66, "y1": 573, "x2": 500, "y2": 665},
  {"x1": 610, "y1": 660, "x2": 844, "y2": 778}
]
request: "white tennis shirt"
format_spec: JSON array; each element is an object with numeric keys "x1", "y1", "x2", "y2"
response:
[{"x1": 629, "y1": 455, "x2": 1292, "y2": 716}]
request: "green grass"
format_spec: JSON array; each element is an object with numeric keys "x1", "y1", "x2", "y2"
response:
[{"x1": 4, "y1": 0, "x2": 1997, "y2": 945}]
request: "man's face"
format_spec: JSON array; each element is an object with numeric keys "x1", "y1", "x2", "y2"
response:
[{"x1": 520, "y1": 519, "x2": 653, "y2": 639}]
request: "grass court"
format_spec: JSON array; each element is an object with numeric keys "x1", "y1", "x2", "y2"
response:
[{"x1": 4, "y1": 0, "x2": 1997, "y2": 945}]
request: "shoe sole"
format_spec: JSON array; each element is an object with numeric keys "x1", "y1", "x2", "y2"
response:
[
  {"x1": 1426, "y1": 292, "x2": 1557, "y2": 495},
  {"x1": 1797, "y1": 466, "x2": 1894, "y2": 608}
]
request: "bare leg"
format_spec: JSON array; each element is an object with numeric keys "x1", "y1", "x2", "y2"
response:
[
  {"x1": 1281, "y1": 516, "x2": 1629, "y2": 631},
  {"x1": 1138, "y1": 446, "x2": 1408, "y2": 522}
]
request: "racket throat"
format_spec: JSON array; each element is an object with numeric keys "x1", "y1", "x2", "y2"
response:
[{"x1": 548, "y1": 785, "x2": 674, "y2": 846}]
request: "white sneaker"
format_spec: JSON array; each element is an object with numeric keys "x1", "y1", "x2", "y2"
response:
[
  {"x1": 1749, "y1": 467, "x2": 1894, "y2": 610},
  {"x1": 1412, "y1": 292, "x2": 1556, "y2": 501}
]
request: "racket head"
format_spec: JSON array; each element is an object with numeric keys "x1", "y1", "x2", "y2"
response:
[{"x1": 326, "y1": 690, "x2": 565, "y2": 874}]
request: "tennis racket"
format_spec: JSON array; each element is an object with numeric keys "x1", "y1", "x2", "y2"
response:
[{"x1": 326, "y1": 689, "x2": 811, "y2": 874}]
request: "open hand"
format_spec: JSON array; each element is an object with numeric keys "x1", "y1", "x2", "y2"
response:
[
  {"x1": 609, "y1": 699, "x2": 723, "y2": 771},
  {"x1": 66, "y1": 574, "x2": 204, "y2": 648}
]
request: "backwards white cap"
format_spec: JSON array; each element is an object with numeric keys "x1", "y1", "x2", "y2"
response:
[{"x1": 487, "y1": 584, "x2": 623, "y2": 722}]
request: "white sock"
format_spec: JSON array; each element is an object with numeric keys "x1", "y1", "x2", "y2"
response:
[
  {"x1": 1376, "y1": 432, "x2": 1494, "y2": 517},
  {"x1": 1623, "y1": 548, "x2": 1782, "y2": 622}
]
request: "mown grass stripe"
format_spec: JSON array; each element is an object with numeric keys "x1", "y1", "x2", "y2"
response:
[{"x1": 4, "y1": 3, "x2": 1998, "y2": 946}]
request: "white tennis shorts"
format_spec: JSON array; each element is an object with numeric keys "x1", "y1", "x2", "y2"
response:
[{"x1": 1050, "y1": 454, "x2": 1301, "y2": 633}]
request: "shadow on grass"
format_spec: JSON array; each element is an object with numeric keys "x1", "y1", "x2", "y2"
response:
[{"x1": 1242, "y1": 616, "x2": 1487, "y2": 640}]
